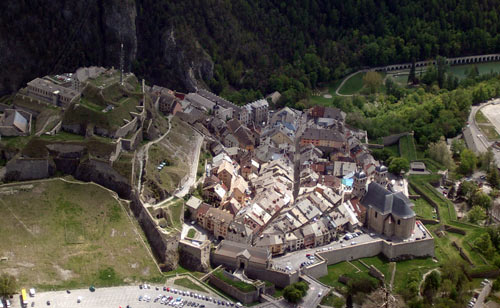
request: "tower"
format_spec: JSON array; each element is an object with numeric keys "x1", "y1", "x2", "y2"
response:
[
  {"x1": 374, "y1": 165, "x2": 388, "y2": 187},
  {"x1": 120, "y1": 43, "x2": 124, "y2": 85},
  {"x1": 352, "y1": 170, "x2": 368, "y2": 199}
]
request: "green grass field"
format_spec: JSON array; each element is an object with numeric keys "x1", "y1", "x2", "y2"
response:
[
  {"x1": 448, "y1": 61, "x2": 500, "y2": 79},
  {"x1": 478, "y1": 124, "x2": 500, "y2": 140},
  {"x1": 338, "y1": 72, "x2": 365, "y2": 95},
  {"x1": 212, "y1": 269, "x2": 256, "y2": 292},
  {"x1": 308, "y1": 80, "x2": 343, "y2": 105},
  {"x1": 475, "y1": 110, "x2": 489, "y2": 124},
  {"x1": 399, "y1": 135, "x2": 417, "y2": 161},
  {"x1": 0, "y1": 179, "x2": 160, "y2": 291},
  {"x1": 174, "y1": 277, "x2": 207, "y2": 292}
]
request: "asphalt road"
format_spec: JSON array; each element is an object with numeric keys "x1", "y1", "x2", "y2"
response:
[
  {"x1": 468, "y1": 99, "x2": 500, "y2": 167},
  {"x1": 18, "y1": 285, "x2": 235, "y2": 308}
]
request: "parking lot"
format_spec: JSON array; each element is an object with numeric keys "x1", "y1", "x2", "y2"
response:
[{"x1": 14, "y1": 285, "x2": 238, "y2": 308}]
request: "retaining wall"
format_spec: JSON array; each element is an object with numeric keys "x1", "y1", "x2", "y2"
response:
[
  {"x1": 208, "y1": 275, "x2": 259, "y2": 304},
  {"x1": 317, "y1": 237, "x2": 434, "y2": 266}
]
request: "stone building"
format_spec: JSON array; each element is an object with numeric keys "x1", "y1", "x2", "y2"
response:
[
  {"x1": 352, "y1": 170, "x2": 368, "y2": 199},
  {"x1": 361, "y1": 182, "x2": 416, "y2": 239},
  {"x1": 0, "y1": 109, "x2": 31, "y2": 136},
  {"x1": 244, "y1": 99, "x2": 269, "y2": 126},
  {"x1": 374, "y1": 165, "x2": 388, "y2": 187},
  {"x1": 299, "y1": 127, "x2": 347, "y2": 153},
  {"x1": 27, "y1": 77, "x2": 80, "y2": 108},
  {"x1": 211, "y1": 240, "x2": 270, "y2": 274},
  {"x1": 197, "y1": 204, "x2": 234, "y2": 240}
]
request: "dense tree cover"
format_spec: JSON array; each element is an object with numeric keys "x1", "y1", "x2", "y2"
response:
[
  {"x1": 134, "y1": 0, "x2": 500, "y2": 103},
  {"x1": 341, "y1": 75, "x2": 500, "y2": 147},
  {"x1": 428, "y1": 137, "x2": 455, "y2": 170},
  {"x1": 404, "y1": 258, "x2": 473, "y2": 307}
]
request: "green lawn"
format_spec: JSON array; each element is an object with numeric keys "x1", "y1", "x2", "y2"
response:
[
  {"x1": 448, "y1": 61, "x2": 500, "y2": 79},
  {"x1": 174, "y1": 277, "x2": 207, "y2": 292},
  {"x1": 319, "y1": 258, "x2": 379, "y2": 289},
  {"x1": 338, "y1": 72, "x2": 365, "y2": 95},
  {"x1": 475, "y1": 110, "x2": 489, "y2": 124},
  {"x1": 384, "y1": 144, "x2": 400, "y2": 157},
  {"x1": 308, "y1": 79, "x2": 343, "y2": 106},
  {"x1": 399, "y1": 135, "x2": 417, "y2": 161},
  {"x1": 187, "y1": 228, "x2": 197, "y2": 238},
  {"x1": 388, "y1": 74, "x2": 409, "y2": 86},
  {"x1": 162, "y1": 199, "x2": 184, "y2": 231},
  {"x1": 39, "y1": 131, "x2": 86, "y2": 142},
  {"x1": 0, "y1": 179, "x2": 160, "y2": 291},
  {"x1": 212, "y1": 269, "x2": 256, "y2": 292},
  {"x1": 478, "y1": 124, "x2": 500, "y2": 140},
  {"x1": 412, "y1": 196, "x2": 437, "y2": 219}
]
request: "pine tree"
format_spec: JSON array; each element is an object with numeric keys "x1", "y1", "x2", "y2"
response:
[{"x1": 408, "y1": 57, "x2": 416, "y2": 85}]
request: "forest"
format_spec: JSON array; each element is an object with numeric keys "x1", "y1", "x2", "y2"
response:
[{"x1": 134, "y1": 0, "x2": 500, "y2": 104}]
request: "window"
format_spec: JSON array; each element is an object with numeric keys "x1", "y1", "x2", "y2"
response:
[
  {"x1": 375, "y1": 212, "x2": 377, "y2": 218},
  {"x1": 397, "y1": 220, "x2": 400, "y2": 225}
]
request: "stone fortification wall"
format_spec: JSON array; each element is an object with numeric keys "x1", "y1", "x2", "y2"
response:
[
  {"x1": 179, "y1": 240, "x2": 210, "y2": 272},
  {"x1": 0, "y1": 126, "x2": 20, "y2": 136},
  {"x1": 121, "y1": 127, "x2": 143, "y2": 151},
  {"x1": 5, "y1": 158, "x2": 52, "y2": 181},
  {"x1": 301, "y1": 259, "x2": 328, "y2": 279},
  {"x1": 115, "y1": 116, "x2": 138, "y2": 138},
  {"x1": 108, "y1": 140, "x2": 123, "y2": 163},
  {"x1": 317, "y1": 238, "x2": 434, "y2": 266},
  {"x1": 129, "y1": 190, "x2": 179, "y2": 269},
  {"x1": 62, "y1": 123, "x2": 83, "y2": 135},
  {"x1": 207, "y1": 275, "x2": 259, "y2": 304},
  {"x1": 74, "y1": 159, "x2": 131, "y2": 199},
  {"x1": 382, "y1": 132, "x2": 409, "y2": 146}
]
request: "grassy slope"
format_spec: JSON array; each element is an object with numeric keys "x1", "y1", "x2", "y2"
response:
[
  {"x1": 0, "y1": 179, "x2": 159, "y2": 290},
  {"x1": 145, "y1": 117, "x2": 196, "y2": 196},
  {"x1": 174, "y1": 277, "x2": 207, "y2": 292},
  {"x1": 338, "y1": 72, "x2": 365, "y2": 95},
  {"x1": 399, "y1": 135, "x2": 417, "y2": 161}
]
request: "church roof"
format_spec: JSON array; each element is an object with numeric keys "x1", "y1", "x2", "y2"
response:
[{"x1": 360, "y1": 182, "x2": 415, "y2": 218}]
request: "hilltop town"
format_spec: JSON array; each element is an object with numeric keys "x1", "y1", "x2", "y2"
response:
[{"x1": 0, "y1": 65, "x2": 441, "y2": 308}]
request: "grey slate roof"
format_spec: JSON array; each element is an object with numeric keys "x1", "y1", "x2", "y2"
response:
[
  {"x1": 301, "y1": 128, "x2": 346, "y2": 142},
  {"x1": 361, "y1": 182, "x2": 415, "y2": 218}
]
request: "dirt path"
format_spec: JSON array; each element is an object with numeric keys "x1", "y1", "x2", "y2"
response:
[
  {"x1": 389, "y1": 262, "x2": 396, "y2": 291},
  {"x1": 137, "y1": 116, "x2": 172, "y2": 198}
]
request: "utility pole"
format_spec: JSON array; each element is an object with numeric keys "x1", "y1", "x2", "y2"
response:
[{"x1": 120, "y1": 43, "x2": 124, "y2": 86}]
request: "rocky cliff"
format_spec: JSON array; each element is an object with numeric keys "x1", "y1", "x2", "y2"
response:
[{"x1": 0, "y1": 0, "x2": 213, "y2": 96}]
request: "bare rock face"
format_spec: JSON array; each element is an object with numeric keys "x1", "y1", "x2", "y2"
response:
[
  {"x1": 161, "y1": 27, "x2": 214, "y2": 92},
  {"x1": 0, "y1": 0, "x2": 137, "y2": 95}
]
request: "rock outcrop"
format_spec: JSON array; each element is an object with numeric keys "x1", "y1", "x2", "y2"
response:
[{"x1": 0, "y1": 1, "x2": 213, "y2": 96}]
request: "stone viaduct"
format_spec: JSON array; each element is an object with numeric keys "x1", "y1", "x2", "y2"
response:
[{"x1": 375, "y1": 53, "x2": 500, "y2": 72}]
